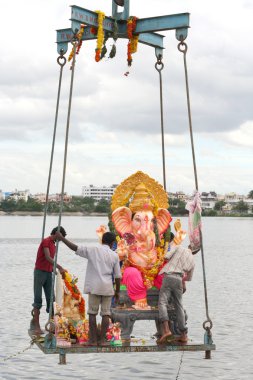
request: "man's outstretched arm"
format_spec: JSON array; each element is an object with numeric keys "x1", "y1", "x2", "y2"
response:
[{"x1": 55, "y1": 232, "x2": 78, "y2": 252}]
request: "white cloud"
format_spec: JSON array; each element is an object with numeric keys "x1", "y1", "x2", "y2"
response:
[{"x1": 226, "y1": 121, "x2": 253, "y2": 148}]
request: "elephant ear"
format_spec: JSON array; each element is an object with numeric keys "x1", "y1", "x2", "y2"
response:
[
  {"x1": 112, "y1": 206, "x2": 132, "y2": 237},
  {"x1": 156, "y1": 208, "x2": 172, "y2": 235}
]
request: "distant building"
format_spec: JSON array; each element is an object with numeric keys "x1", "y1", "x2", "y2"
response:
[
  {"x1": 175, "y1": 191, "x2": 187, "y2": 201},
  {"x1": 201, "y1": 191, "x2": 217, "y2": 210},
  {"x1": 5, "y1": 189, "x2": 30, "y2": 202},
  {"x1": 49, "y1": 193, "x2": 72, "y2": 203},
  {"x1": 32, "y1": 193, "x2": 47, "y2": 203},
  {"x1": 32, "y1": 193, "x2": 72, "y2": 203},
  {"x1": 245, "y1": 199, "x2": 253, "y2": 213},
  {"x1": 223, "y1": 192, "x2": 245, "y2": 208},
  {"x1": 82, "y1": 184, "x2": 118, "y2": 201},
  {"x1": 0, "y1": 190, "x2": 4, "y2": 201},
  {"x1": 224, "y1": 192, "x2": 245, "y2": 202}
]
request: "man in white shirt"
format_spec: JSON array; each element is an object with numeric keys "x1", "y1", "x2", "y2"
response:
[
  {"x1": 157, "y1": 244, "x2": 196, "y2": 344},
  {"x1": 56, "y1": 231, "x2": 121, "y2": 345}
]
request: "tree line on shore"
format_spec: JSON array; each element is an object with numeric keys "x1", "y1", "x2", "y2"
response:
[{"x1": 0, "y1": 196, "x2": 252, "y2": 216}]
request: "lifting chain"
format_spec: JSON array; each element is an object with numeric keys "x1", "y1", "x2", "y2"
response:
[
  {"x1": 155, "y1": 54, "x2": 166, "y2": 191},
  {"x1": 177, "y1": 39, "x2": 214, "y2": 336},
  {"x1": 45, "y1": 319, "x2": 55, "y2": 333}
]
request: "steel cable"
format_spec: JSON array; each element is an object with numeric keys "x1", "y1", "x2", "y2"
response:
[
  {"x1": 47, "y1": 40, "x2": 78, "y2": 324},
  {"x1": 177, "y1": 40, "x2": 213, "y2": 332},
  {"x1": 41, "y1": 51, "x2": 67, "y2": 240},
  {"x1": 155, "y1": 55, "x2": 167, "y2": 191}
]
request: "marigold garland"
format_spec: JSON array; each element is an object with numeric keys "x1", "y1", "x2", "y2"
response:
[
  {"x1": 68, "y1": 23, "x2": 85, "y2": 68},
  {"x1": 120, "y1": 229, "x2": 172, "y2": 288},
  {"x1": 90, "y1": 27, "x2": 97, "y2": 35},
  {"x1": 127, "y1": 16, "x2": 139, "y2": 66},
  {"x1": 94, "y1": 10, "x2": 105, "y2": 62},
  {"x1": 76, "y1": 23, "x2": 85, "y2": 55},
  {"x1": 63, "y1": 271, "x2": 85, "y2": 317}
]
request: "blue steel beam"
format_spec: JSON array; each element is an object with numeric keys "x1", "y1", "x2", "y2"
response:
[
  {"x1": 70, "y1": 19, "x2": 165, "y2": 48},
  {"x1": 56, "y1": 26, "x2": 164, "y2": 54},
  {"x1": 71, "y1": 6, "x2": 116, "y2": 33},
  {"x1": 57, "y1": 5, "x2": 189, "y2": 54},
  {"x1": 70, "y1": 5, "x2": 189, "y2": 35},
  {"x1": 134, "y1": 14, "x2": 189, "y2": 34}
]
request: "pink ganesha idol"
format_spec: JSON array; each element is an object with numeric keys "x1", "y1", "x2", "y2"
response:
[{"x1": 108, "y1": 171, "x2": 181, "y2": 310}]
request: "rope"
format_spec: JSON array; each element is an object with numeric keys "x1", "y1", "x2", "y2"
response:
[
  {"x1": 155, "y1": 55, "x2": 167, "y2": 191},
  {"x1": 41, "y1": 51, "x2": 67, "y2": 240},
  {"x1": 177, "y1": 40, "x2": 213, "y2": 332},
  {"x1": 175, "y1": 351, "x2": 184, "y2": 380},
  {"x1": 2, "y1": 336, "x2": 39, "y2": 362},
  {"x1": 47, "y1": 38, "x2": 78, "y2": 324}
]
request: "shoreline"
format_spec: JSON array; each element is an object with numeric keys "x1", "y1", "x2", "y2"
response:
[
  {"x1": 0, "y1": 211, "x2": 252, "y2": 217},
  {"x1": 0, "y1": 211, "x2": 107, "y2": 217}
]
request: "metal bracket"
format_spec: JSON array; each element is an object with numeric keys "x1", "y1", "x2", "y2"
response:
[{"x1": 112, "y1": 0, "x2": 130, "y2": 20}]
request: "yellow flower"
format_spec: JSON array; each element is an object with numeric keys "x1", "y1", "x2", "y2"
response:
[{"x1": 64, "y1": 272, "x2": 72, "y2": 283}]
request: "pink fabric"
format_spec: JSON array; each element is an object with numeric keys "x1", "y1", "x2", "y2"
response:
[
  {"x1": 185, "y1": 191, "x2": 202, "y2": 251},
  {"x1": 122, "y1": 267, "x2": 147, "y2": 301}
]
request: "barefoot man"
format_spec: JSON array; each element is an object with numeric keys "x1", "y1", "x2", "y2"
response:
[{"x1": 55, "y1": 231, "x2": 121, "y2": 346}]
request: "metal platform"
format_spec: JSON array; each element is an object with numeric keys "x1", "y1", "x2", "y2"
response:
[
  {"x1": 28, "y1": 287, "x2": 215, "y2": 363},
  {"x1": 28, "y1": 329, "x2": 216, "y2": 364}
]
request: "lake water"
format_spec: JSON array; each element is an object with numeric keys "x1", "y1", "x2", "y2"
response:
[{"x1": 0, "y1": 215, "x2": 253, "y2": 380}]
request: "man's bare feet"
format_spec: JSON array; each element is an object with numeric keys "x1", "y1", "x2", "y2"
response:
[
  {"x1": 157, "y1": 332, "x2": 174, "y2": 344},
  {"x1": 176, "y1": 332, "x2": 188, "y2": 343}
]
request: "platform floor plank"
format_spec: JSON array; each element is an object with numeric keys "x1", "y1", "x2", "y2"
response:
[{"x1": 28, "y1": 330, "x2": 215, "y2": 354}]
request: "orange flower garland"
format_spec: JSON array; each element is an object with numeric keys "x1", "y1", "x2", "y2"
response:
[
  {"x1": 127, "y1": 16, "x2": 139, "y2": 66},
  {"x1": 68, "y1": 23, "x2": 85, "y2": 66},
  {"x1": 63, "y1": 272, "x2": 85, "y2": 317},
  {"x1": 76, "y1": 23, "x2": 85, "y2": 55}
]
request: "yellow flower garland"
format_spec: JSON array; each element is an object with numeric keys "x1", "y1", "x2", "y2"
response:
[
  {"x1": 94, "y1": 10, "x2": 105, "y2": 62},
  {"x1": 68, "y1": 23, "x2": 85, "y2": 63}
]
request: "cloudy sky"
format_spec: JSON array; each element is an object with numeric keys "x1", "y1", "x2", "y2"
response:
[{"x1": 1, "y1": 0, "x2": 252, "y2": 196}]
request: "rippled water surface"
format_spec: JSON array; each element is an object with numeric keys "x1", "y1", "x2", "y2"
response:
[{"x1": 0, "y1": 216, "x2": 253, "y2": 380}]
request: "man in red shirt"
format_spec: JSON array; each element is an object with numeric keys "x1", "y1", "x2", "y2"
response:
[{"x1": 31, "y1": 226, "x2": 66, "y2": 334}]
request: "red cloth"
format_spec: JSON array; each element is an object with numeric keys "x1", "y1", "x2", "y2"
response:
[
  {"x1": 153, "y1": 273, "x2": 164, "y2": 289},
  {"x1": 153, "y1": 261, "x2": 167, "y2": 289},
  {"x1": 122, "y1": 267, "x2": 147, "y2": 301},
  {"x1": 35, "y1": 236, "x2": 56, "y2": 272}
]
